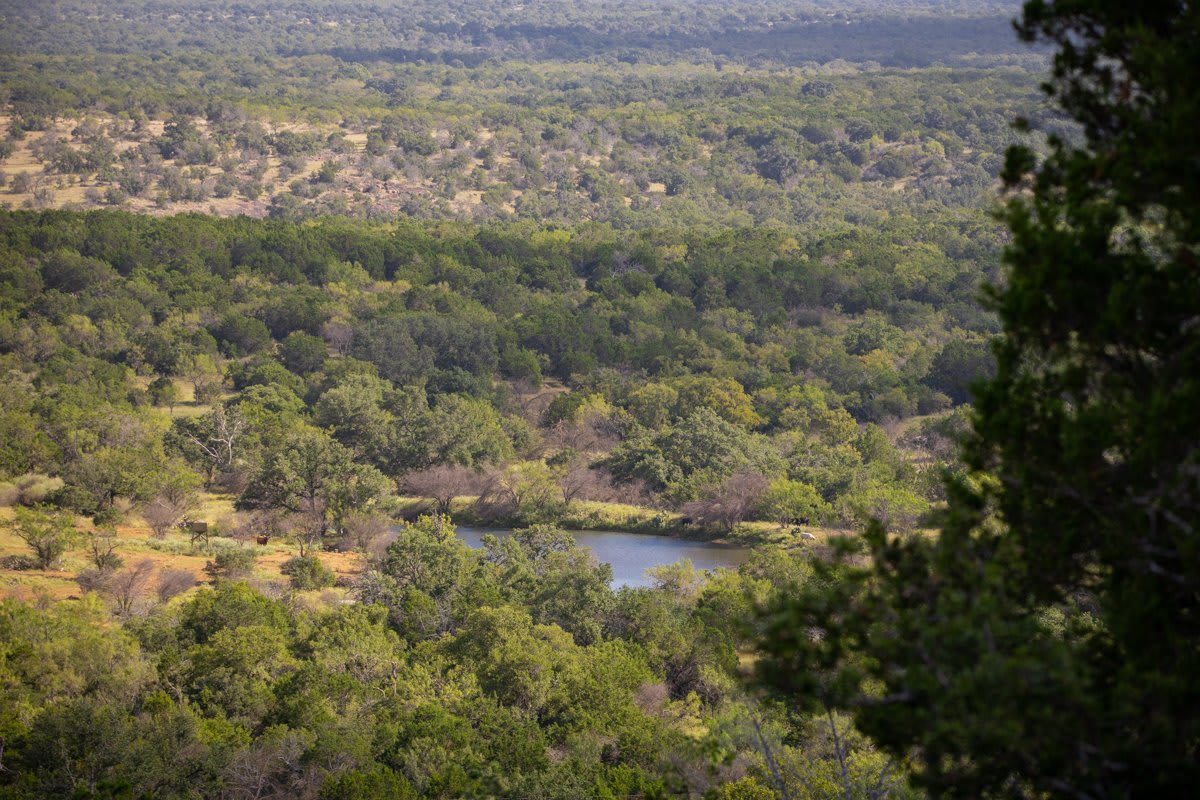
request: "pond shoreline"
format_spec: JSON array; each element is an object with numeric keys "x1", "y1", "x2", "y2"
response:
[
  {"x1": 396, "y1": 497, "x2": 840, "y2": 547},
  {"x1": 399, "y1": 501, "x2": 751, "y2": 546},
  {"x1": 454, "y1": 525, "x2": 751, "y2": 588}
]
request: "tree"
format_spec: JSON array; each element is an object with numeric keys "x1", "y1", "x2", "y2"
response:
[
  {"x1": 426, "y1": 394, "x2": 514, "y2": 467},
  {"x1": 625, "y1": 382, "x2": 678, "y2": 429},
  {"x1": 108, "y1": 559, "x2": 156, "y2": 616},
  {"x1": 402, "y1": 464, "x2": 485, "y2": 515},
  {"x1": 834, "y1": 479, "x2": 927, "y2": 533},
  {"x1": 340, "y1": 510, "x2": 393, "y2": 555},
  {"x1": 756, "y1": 478, "x2": 830, "y2": 527},
  {"x1": 759, "y1": 2, "x2": 1200, "y2": 797},
  {"x1": 482, "y1": 525, "x2": 614, "y2": 644},
  {"x1": 170, "y1": 405, "x2": 246, "y2": 484},
  {"x1": 212, "y1": 313, "x2": 273, "y2": 356},
  {"x1": 282, "y1": 510, "x2": 329, "y2": 558},
  {"x1": 148, "y1": 376, "x2": 179, "y2": 411},
  {"x1": 447, "y1": 605, "x2": 578, "y2": 716},
  {"x1": 380, "y1": 514, "x2": 475, "y2": 601},
  {"x1": 473, "y1": 461, "x2": 565, "y2": 525},
  {"x1": 179, "y1": 353, "x2": 223, "y2": 405},
  {"x1": 279, "y1": 331, "x2": 327, "y2": 375},
  {"x1": 66, "y1": 446, "x2": 158, "y2": 515},
  {"x1": 924, "y1": 338, "x2": 995, "y2": 405},
  {"x1": 239, "y1": 427, "x2": 392, "y2": 539},
  {"x1": 313, "y1": 374, "x2": 395, "y2": 464},
  {"x1": 8, "y1": 506, "x2": 77, "y2": 569},
  {"x1": 681, "y1": 472, "x2": 770, "y2": 531},
  {"x1": 280, "y1": 555, "x2": 335, "y2": 590},
  {"x1": 672, "y1": 375, "x2": 763, "y2": 429},
  {"x1": 603, "y1": 408, "x2": 783, "y2": 503},
  {"x1": 87, "y1": 528, "x2": 123, "y2": 571},
  {"x1": 321, "y1": 766, "x2": 416, "y2": 800},
  {"x1": 142, "y1": 495, "x2": 189, "y2": 539},
  {"x1": 645, "y1": 560, "x2": 705, "y2": 603}
]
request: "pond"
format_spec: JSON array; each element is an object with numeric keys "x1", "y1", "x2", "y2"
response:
[{"x1": 456, "y1": 526, "x2": 751, "y2": 589}]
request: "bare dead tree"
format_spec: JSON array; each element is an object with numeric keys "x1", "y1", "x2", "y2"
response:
[
  {"x1": 827, "y1": 707, "x2": 852, "y2": 800},
  {"x1": 681, "y1": 472, "x2": 770, "y2": 531},
  {"x1": 595, "y1": 471, "x2": 657, "y2": 507},
  {"x1": 108, "y1": 559, "x2": 156, "y2": 616},
  {"x1": 402, "y1": 464, "x2": 486, "y2": 515},
  {"x1": 748, "y1": 709, "x2": 794, "y2": 800},
  {"x1": 286, "y1": 511, "x2": 326, "y2": 558},
  {"x1": 75, "y1": 568, "x2": 113, "y2": 596},
  {"x1": 184, "y1": 405, "x2": 246, "y2": 481},
  {"x1": 558, "y1": 457, "x2": 600, "y2": 505},
  {"x1": 319, "y1": 320, "x2": 354, "y2": 355},
  {"x1": 87, "y1": 529, "x2": 123, "y2": 571},
  {"x1": 222, "y1": 727, "x2": 313, "y2": 800},
  {"x1": 544, "y1": 411, "x2": 621, "y2": 456},
  {"x1": 143, "y1": 496, "x2": 188, "y2": 539},
  {"x1": 156, "y1": 568, "x2": 197, "y2": 603},
  {"x1": 468, "y1": 463, "x2": 569, "y2": 524},
  {"x1": 468, "y1": 466, "x2": 517, "y2": 522},
  {"x1": 509, "y1": 377, "x2": 547, "y2": 421},
  {"x1": 634, "y1": 682, "x2": 670, "y2": 717},
  {"x1": 557, "y1": 458, "x2": 648, "y2": 506},
  {"x1": 341, "y1": 510, "x2": 392, "y2": 554}
]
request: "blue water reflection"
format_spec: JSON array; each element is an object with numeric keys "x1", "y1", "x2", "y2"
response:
[{"x1": 456, "y1": 526, "x2": 749, "y2": 588}]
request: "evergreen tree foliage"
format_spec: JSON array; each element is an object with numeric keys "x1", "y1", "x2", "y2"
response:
[{"x1": 759, "y1": 1, "x2": 1200, "y2": 796}]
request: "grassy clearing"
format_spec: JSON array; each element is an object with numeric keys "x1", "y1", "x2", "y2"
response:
[
  {"x1": 0, "y1": 503, "x2": 365, "y2": 606},
  {"x1": 194, "y1": 492, "x2": 238, "y2": 520},
  {"x1": 559, "y1": 500, "x2": 683, "y2": 533}
]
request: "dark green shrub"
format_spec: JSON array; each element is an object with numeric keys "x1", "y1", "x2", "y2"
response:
[
  {"x1": 280, "y1": 555, "x2": 335, "y2": 590},
  {"x1": 204, "y1": 548, "x2": 256, "y2": 578},
  {"x1": 0, "y1": 554, "x2": 39, "y2": 570},
  {"x1": 320, "y1": 766, "x2": 415, "y2": 800},
  {"x1": 92, "y1": 507, "x2": 124, "y2": 527}
]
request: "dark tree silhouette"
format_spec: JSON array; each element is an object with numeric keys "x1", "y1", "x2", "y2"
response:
[{"x1": 759, "y1": 1, "x2": 1200, "y2": 796}]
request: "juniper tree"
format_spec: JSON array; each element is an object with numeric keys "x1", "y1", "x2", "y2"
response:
[{"x1": 759, "y1": 2, "x2": 1200, "y2": 796}]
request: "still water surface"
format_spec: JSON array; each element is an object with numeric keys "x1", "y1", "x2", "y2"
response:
[{"x1": 456, "y1": 527, "x2": 750, "y2": 588}]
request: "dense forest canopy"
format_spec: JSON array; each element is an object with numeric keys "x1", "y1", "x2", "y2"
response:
[
  {"x1": 1, "y1": 1, "x2": 1028, "y2": 66},
  {"x1": 0, "y1": 208, "x2": 992, "y2": 523},
  {"x1": 0, "y1": 64, "x2": 1047, "y2": 227},
  {"x1": 0, "y1": 1, "x2": 1051, "y2": 227}
]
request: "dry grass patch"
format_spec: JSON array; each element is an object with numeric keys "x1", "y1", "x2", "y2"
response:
[{"x1": 0, "y1": 501, "x2": 367, "y2": 605}]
